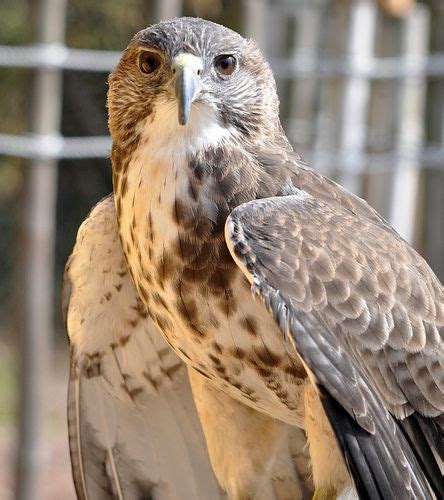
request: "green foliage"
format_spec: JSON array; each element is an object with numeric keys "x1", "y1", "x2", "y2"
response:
[
  {"x1": 0, "y1": 0, "x2": 31, "y2": 45},
  {"x1": 0, "y1": 349, "x2": 18, "y2": 425},
  {"x1": 66, "y1": 0, "x2": 156, "y2": 50}
]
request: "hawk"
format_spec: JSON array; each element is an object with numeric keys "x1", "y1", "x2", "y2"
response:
[{"x1": 64, "y1": 17, "x2": 444, "y2": 500}]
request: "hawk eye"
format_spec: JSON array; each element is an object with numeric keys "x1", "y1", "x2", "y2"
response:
[
  {"x1": 214, "y1": 54, "x2": 236, "y2": 76},
  {"x1": 139, "y1": 51, "x2": 162, "y2": 74}
]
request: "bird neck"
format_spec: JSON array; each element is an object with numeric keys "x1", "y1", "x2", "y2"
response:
[{"x1": 111, "y1": 101, "x2": 296, "y2": 292}]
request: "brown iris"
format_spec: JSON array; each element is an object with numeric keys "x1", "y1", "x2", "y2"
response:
[
  {"x1": 214, "y1": 54, "x2": 236, "y2": 76},
  {"x1": 139, "y1": 51, "x2": 162, "y2": 74}
]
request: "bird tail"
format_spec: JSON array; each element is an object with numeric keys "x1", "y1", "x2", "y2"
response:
[
  {"x1": 321, "y1": 391, "x2": 439, "y2": 500},
  {"x1": 399, "y1": 413, "x2": 444, "y2": 499}
]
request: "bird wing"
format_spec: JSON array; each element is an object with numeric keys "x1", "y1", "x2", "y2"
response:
[
  {"x1": 64, "y1": 195, "x2": 224, "y2": 500},
  {"x1": 225, "y1": 193, "x2": 443, "y2": 500}
]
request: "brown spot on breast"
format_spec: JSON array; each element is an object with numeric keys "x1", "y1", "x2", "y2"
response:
[
  {"x1": 154, "y1": 313, "x2": 173, "y2": 332},
  {"x1": 218, "y1": 244, "x2": 235, "y2": 268},
  {"x1": 173, "y1": 198, "x2": 194, "y2": 229},
  {"x1": 284, "y1": 363, "x2": 306, "y2": 379},
  {"x1": 156, "y1": 252, "x2": 176, "y2": 285},
  {"x1": 208, "y1": 265, "x2": 237, "y2": 292},
  {"x1": 230, "y1": 347, "x2": 245, "y2": 359},
  {"x1": 146, "y1": 212, "x2": 155, "y2": 244},
  {"x1": 208, "y1": 353, "x2": 221, "y2": 366},
  {"x1": 275, "y1": 389, "x2": 289, "y2": 401},
  {"x1": 240, "y1": 315, "x2": 259, "y2": 336},
  {"x1": 217, "y1": 293, "x2": 238, "y2": 317},
  {"x1": 188, "y1": 157, "x2": 206, "y2": 182},
  {"x1": 175, "y1": 295, "x2": 198, "y2": 325},
  {"x1": 215, "y1": 364, "x2": 226, "y2": 375},
  {"x1": 181, "y1": 264, "x2": 214, "y2": 284},
  {"x1": 239, "y1": 385, "x2": 255, "y2": 396},
  {"x1": 105, "y1": 291, "x2": 112, "y2": 301},
  {"x1": 255, "y1": 366, "x2": 273, "y2": 378},
  {"x1": 190, "y1": 324, "x2": 206, "y2": 338},
  {"x1": 231, "y1": 381, "x2": 243, "y2": 391},
  {"x1": 255, "y1": 346, "x2": 282, "y2": 367},
  {"x1": 175, "y1": 235, "x2": 201, "y2": 264},
  {"x1": 211, "y1": 342, "x2": 222, "y2": 354},
  {"x1": 209, "y1": 314, "x2": 220, "y2": 329},
  {"x1": 114, "y1": 283, "x2": 123, "y2": 292}
]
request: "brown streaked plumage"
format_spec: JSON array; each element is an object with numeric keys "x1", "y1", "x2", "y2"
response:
[
  {"x1": 64, "y1": 195, "x2": 314, "y2": 500},
  {"x1": 66, "y1": 16, "x2": 443, "y2": 500}
]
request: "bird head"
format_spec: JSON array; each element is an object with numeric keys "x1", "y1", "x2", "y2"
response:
[{"x1": 107, "y1": 17, "x2": 281, "y2": 147}]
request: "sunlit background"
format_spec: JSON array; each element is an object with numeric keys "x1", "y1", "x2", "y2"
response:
[{"x1": 0, "y1": 0, "x2": 443, "y2": 498}]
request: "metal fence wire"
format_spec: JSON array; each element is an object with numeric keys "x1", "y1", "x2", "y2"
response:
[{"x1": 0, "y1": 1, "x2": 443, "y2": 499}]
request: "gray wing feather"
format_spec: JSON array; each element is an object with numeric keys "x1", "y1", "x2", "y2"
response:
[
  {"x1": 65, "y1": 195, "x2": 224, "y2": 500},
  {"x1": 225, "y1": 193, "x2": 443, "y2": 499}
]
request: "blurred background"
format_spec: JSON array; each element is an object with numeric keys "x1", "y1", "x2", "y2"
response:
[{"x1": 0, "y1": 0, "x2": 443, "y2": 498}]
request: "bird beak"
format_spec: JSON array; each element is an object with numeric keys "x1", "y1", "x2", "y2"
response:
[{"x1": 172, "y1": 53, "x2": 203, "y2": 126}]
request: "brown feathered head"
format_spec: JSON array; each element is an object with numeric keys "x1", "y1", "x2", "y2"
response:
[{"x1": 107, "y1": 17, "x2": 281, "y2": 147}]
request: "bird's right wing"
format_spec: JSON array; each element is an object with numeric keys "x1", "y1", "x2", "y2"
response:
[
  {"x1": 225, "y1": 194, "x2": 443, "y2": 499},
  {"x1": 64, "y1": 195, "x2": 224, "y2": 500}
]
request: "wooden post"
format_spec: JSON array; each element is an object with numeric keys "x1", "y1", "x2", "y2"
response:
[
  {"x1": 388, "y1": 4, "x2": 429, "y2": 243},
  {"x1": 309, "y1": 0, "x2": 350, "y2": 178},
  {"x1": 287, "y1": 2, "x2": 322, "y2": 154},
  {"x1": 337, "y1": 0, "x2": 377, "y2": 194},
  {"x1": 155, "y1": 0, "x2": 183, "y2": 21},
  {"x1": 242, "y1": 0, "x2": 268, "y2": 52},
  {"x1": 364, "y1": 15, "x2": 401, "y2": 217},
  {"x1": 16, "y1": 0, "x2": 66, "y2": 499}
]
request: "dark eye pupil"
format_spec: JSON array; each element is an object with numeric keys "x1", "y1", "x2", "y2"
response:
[
  {"x1": 147, "y1": 56, "x2": 156, "y2": 69},
  {"x1": 215, "y1": 55, "x2": 236, "y2": 76},
  {"x1": 140, "y1": 52, "x2": 160, "y2": 74}
]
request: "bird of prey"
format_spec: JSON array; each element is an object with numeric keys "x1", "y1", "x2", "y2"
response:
[{"x1": 65, "y1": 17, "x2": 444, "y2": 500}]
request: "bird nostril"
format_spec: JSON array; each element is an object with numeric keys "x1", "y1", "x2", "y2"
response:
[
  {"x1": 173, "y1": 68, "x2": 176, "y2": 74},
  {"x1": 197, "y1": 69, "x2": 201, "y2": 75}
]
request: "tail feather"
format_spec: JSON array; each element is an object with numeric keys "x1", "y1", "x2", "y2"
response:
[
  {"x1": 400, "y1": 413, "x2": 444, "y2": 499},
  {"x1": 321, "y1": 392, "x2": 435, "y2": 500}
]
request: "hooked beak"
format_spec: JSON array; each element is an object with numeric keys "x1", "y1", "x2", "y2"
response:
[{"x1": 172, "y1": 53, "x2": 203, "y2": 126}]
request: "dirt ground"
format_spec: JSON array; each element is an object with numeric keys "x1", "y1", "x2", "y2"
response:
[{"x1": 0, "y1": 339, "x2": 76, "y2": 499}]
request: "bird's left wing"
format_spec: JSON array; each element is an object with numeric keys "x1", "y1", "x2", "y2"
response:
[
  {"x1": 225, "y1": 193, "x2": 443, "y2": 500},
  {"x1": 64, "y1": 195, "x2": 224, "y2": 500}
]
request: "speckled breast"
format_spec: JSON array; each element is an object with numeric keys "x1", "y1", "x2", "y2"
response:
[
  {"x1": 114, "y1": 145, "x2": 307, "y2": 426},
  {"x1": 118, "y1": 204, "x2": 306, "y2": 425}
]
